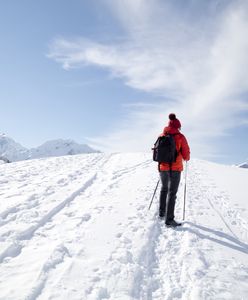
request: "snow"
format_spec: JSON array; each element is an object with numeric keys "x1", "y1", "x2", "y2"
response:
[
  {"x1": 0, "y1": 153, "x2": 248, "y2": 300},
  {"x1": 30, "y1": 139, "x2": 99, "y2": 159},
  {"x1": 0, "y1": 135, "x2": 99, "y2": 162},
  {"x1": 238, "y1": 162, "x2": 248, "y2": 169},
  {"x1": 0, "y1": 134, "x2": 29, "y2": 162}
]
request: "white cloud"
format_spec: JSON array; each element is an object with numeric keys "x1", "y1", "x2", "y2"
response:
[{"x1": 48, "y1": 0, "x2": 248, "y2": 159}]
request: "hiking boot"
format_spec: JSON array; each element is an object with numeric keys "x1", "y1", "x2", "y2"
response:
[
  {"x1": 165, "y1": 220, "x2": 182, "y2": 227},
  {"x1": 159, "y1": 212, "x2": 165, "y2": 219},
  {"x1": 159, "y1": 211, "x2": 165, "y2": 218}
]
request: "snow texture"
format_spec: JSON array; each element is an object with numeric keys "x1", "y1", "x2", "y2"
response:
[{"x1": 0, "y1": 153, "x2": 248, "y2": 300}]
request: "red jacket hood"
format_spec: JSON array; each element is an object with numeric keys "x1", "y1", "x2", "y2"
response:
[{"x1": 162, "y1": 126, "x2": 180, "y2": 135}]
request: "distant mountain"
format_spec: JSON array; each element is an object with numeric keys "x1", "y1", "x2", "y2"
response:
[
  {"x1": 0, "y1": 156, "x2": 11, "y2": 164},
  {"x1": 0, "y1": 134, "x2": 100, "y2": 162},
  {"x1": 30, "y1": 139, "x2": 100, "y2": 159},
  {"x1": 0, "y1": 134, "x2": 30, "y2": 162},
  {"x1": 238, "y1": 162, "x2": 248, "y2": 169}
]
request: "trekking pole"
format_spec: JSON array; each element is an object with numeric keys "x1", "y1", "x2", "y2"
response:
[
  {"x1": 183, "y1": 161, "x2": 188, "y2": 220},
  {"x1": 148, "y1": 179, "x2": 160, "y2": 210}
]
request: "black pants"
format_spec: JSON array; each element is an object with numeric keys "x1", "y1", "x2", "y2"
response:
[{"x1": 159, "y1": 171, "x2": 181, "y2": 221}]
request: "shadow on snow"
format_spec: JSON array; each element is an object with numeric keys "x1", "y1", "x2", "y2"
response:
[{"x1": 179, "y1": 221, "x2": 248, "y2": 255}]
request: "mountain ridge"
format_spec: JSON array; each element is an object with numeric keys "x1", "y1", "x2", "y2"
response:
[{"x1": 0, "y1": 134, "x2": 99, "y2": 162}]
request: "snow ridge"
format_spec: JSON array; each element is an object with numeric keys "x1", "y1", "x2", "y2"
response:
[
  {"x1": 25, "y1": 244, "x2": 71, "y2": 300},
  {"x1": 0, "y1": 134, "x2": 99, "y2": 162},
  {"x1": 238, "y1": 161, "x2": 248, "y2": 169}
]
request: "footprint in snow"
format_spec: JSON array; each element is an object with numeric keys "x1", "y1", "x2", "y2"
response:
[
  {"x1": 94, "y1": 206, "x2": 104, "y2": 214},
  {"x1": 131, "y1": 226, "x2": 139, "y2": 232},
  {"x1": 81, "y1": 214, "x2": 91, "y2": 222}
]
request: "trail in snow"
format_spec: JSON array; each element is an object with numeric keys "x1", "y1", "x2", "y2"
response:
[
  {"x1": 150, "y1": 160, "x2": 248, "y2": 300},
  {"x1": 0, "y1": 153, "x2": 248, "y2": 300}
]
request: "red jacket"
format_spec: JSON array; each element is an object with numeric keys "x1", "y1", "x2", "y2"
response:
[{"x1": 159, "y1": 126, "x2": 190, "y2": 172}]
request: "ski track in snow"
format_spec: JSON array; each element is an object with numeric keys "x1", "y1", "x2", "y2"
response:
[
  {"x1": 0, "y1": 154, "x2": 107, "y2": 263},
  {"x1": 0, "y1": 154, "x2": 248, "y2": 299}
]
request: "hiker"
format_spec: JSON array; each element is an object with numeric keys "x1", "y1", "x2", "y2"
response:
[{"x1": 158, "y1": 113, "x2": 190, "y2": 227}]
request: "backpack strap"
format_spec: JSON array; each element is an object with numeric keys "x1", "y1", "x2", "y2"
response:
[{"x1": 169, "y1": 133, "x2": 178, "y2": 171}]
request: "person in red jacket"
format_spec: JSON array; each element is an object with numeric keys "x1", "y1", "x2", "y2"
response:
[{"x1": 158, "y1": 113, "x2": 190, "y2": 227}]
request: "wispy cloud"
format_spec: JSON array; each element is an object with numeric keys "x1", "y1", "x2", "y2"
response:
[{"x1": 48, "y1": 0, "x2": 248, "y2": 159}]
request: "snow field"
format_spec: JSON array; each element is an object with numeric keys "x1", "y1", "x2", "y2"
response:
[{"x1": 0, "y1": 153, "x2": 248, "y2": 299}]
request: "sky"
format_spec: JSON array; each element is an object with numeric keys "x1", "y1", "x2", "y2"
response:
[{"x1": 0, "y1": 0, "x2": 248, "y2": 164}]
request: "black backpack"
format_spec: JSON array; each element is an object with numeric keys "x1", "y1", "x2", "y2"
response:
[{"x1": 152, "y1": 134, "x2": 178, "y2": 163}]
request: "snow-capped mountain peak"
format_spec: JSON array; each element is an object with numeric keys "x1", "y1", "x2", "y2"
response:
[
  {"x1": 0, "y1": 134, "x2": 30, "y2": 162},
  {"x1": 238, "y1": 161, "x2": 248, "y2": 169},
  {"x1": 0, "y1": 134, "x2": 99, "y2": 162},
  {"x1": 30, "y1": 139, "x2": 99, "y2": 158}
]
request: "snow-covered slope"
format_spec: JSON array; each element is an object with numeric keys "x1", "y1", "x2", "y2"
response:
[
  {"x1": 0, "y1": 154, "x2": 248, "y2": 300},
  {"x1": 0, "y1": 134, "x2": 99, "y2": 162}
]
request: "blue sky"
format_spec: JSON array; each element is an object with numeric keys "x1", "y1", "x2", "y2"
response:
[{"x1": 0, "y1": 0, "x2": 248, "y2": 164}]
